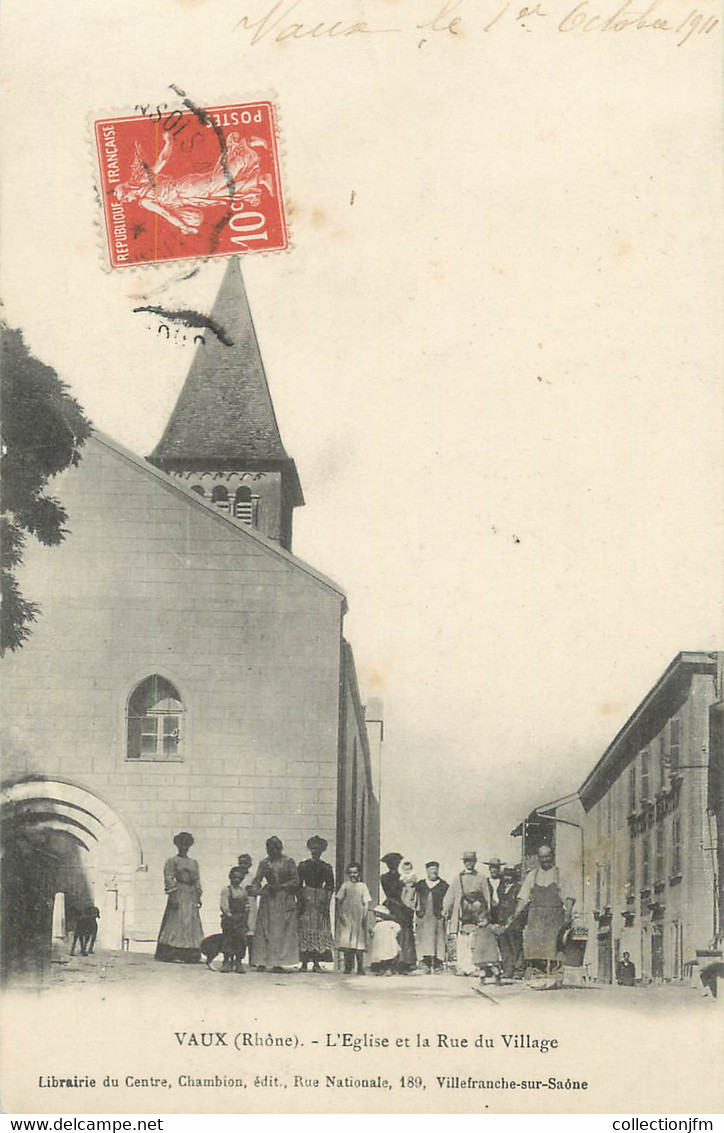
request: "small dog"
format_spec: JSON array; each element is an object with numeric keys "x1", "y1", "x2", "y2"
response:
[
  {"x1": 200, "y1": 933, "x2": 225, "y2": 967},
  {"x1": 70, "y1": 905, "x2": 100, "y2": 956}
]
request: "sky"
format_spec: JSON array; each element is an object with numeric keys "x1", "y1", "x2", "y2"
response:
[{"x1": 1, "y1": 0, "x2": 722, "y2": 883}]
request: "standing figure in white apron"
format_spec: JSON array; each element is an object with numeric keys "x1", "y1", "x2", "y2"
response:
[{"x1": 507, "y1": 845, "x2": 575, "y2": 976}]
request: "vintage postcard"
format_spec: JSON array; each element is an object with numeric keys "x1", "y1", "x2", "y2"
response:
[{"x1": 0, "y1": 0, "x2": 722, "y2": 1117}]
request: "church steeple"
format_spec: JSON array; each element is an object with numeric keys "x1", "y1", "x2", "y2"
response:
[{"x1": 149, "y1": 259, "x2": 303, "y2": 550}]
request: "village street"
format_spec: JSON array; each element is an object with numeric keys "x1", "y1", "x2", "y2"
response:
[
  {"x1": 21, "y1": 946, "x2": 716, "y2": 1012},
  {"x1": 4, "y1": 945, "x2": 720, "y2": 1116}
]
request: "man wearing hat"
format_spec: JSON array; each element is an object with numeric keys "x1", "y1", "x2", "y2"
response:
[
  {"x1": 442, "y1": 851, "x2": 494, "y2": 975},
  {"x1": 486, "y1": 857, "x2": 523, "y2": 980},
  {"x1": 414, "y1": 861, "x2": 449, "y2": 973},
  {"x1": 297, "y1": 835, "x2": 335, "y2": 972}
]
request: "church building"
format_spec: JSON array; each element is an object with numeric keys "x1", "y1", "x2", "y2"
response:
[{"x1": 1, "y1": 260, "x2": 381, "y2": 966}]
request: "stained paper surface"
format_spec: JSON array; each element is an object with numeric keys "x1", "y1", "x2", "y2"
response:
[{"x1": 0, "y1": 0, "x2": 722, "y2": 1115}]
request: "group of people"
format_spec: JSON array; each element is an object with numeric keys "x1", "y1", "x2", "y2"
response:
[
  {"x1": 154, "y1": 833, "x2": 576, "y2": 981},
  {"x1": 155, "y1": 833, "x2": 334, "y2": 973},
  {"x1": 367, "y1": 846, "x2": 575, "y2": 981}
]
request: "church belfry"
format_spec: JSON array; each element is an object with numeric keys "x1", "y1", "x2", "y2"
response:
[{"x1": 148, "y1": 259, "x2": 304, "y2": 551}]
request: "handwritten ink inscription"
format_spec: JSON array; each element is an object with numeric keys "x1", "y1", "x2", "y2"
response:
[{"x1": 232, "y1": 0, "x2": 718, "y2": 47}]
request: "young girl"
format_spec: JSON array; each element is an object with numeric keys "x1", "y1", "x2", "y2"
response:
[
  {"x1": 220, "y1": 867, "x2": 250, "y2": 973},
  {"x1": 335, "y1": 862, "x2": 371, "y2": 974}
]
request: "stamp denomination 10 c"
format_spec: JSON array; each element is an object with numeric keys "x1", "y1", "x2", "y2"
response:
[{"x1": 94, "y1": 101, "x2": 289, "y2": 269}]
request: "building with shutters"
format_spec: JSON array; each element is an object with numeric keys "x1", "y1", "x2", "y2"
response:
[
  {"x1": 577, "y1": 652, "x2": 721, "y2": 983},
  {"x1": 512, "y1": 652, "x2": 722, "y2": 983},
  {"x1": 1, "y1": 260, "x2": 381, "y2": 971}
]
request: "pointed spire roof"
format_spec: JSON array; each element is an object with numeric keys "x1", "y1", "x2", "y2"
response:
[{"x1": 149, "y1": 259, "x2": 302, "y2": 503}]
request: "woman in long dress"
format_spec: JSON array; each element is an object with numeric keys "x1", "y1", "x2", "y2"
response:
[
  {"x1": 380, "y1": 852, "x2": 417, "y2": 973},
  {"x1": 248, "y1": 836, "x2": 300, "y2": 972},
  {"x1": 297, "y1": 835, "x2": 335, "y2": 972},
  {"x1": 155, "y1": 831, "x2": 204, "y2": 963},
  {"x1": 335, "y1": 862, "x2": 371, "y2": 974}
]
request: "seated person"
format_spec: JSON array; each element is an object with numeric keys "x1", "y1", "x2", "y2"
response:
[{"x1": 369, "y1": 904, "x2": 401, "y2": 975}]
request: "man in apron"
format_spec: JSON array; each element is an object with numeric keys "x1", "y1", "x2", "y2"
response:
[{"x1": 507, "y1": 845, "x2": 575, "y2": 975}]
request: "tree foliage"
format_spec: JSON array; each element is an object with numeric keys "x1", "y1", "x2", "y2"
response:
[{"x1": 1, "y1": 321, "x2": 91, "y2": 654}]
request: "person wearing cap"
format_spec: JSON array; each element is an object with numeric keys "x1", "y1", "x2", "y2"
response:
[
  {"x1": 442, "y1": 851, "x2": 497, "y2": 976},
  {"x1": 414, "y1": 861, "x2": 449, "y2": 973},
  {"x1": 297, "y1": 835, "x2": 335, "y2": 972},
  {"x1": 155, "y1": 831, "x2": 204, "y2": 964},
  {"x1": 486, "y1": 858, "x2": 523, "y2": 980},
  {"x1": 380, "y1": 852, "x2": 417, "y2": 973}
]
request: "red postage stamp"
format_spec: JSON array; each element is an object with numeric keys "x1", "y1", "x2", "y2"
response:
[{"x1": 94, "y1": 101, "x2": 288, "y2": 268}]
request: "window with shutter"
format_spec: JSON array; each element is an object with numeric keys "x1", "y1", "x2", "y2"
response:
[
  {"x1": 642, "y1": 834, "x2": 651, "y2": 890},
  {"x1": 669, "y1": 717, "x2": 681, "y2": 772},
  {"x1": 641, "y1": 750, "x2": 650, "y2": 802},
  {"x1": 211, "y1": 485, "x2": 230, "y2": 512},
  {"x1": 655, "y1": 825, "x2": 665, "y2": 882},
  {"x1": 234, "y1": 486, "x2": 257, "y2": 526},
  {"x1": 629, "y1": 764, "x2": 637, "y2": 812},
  {"x1": 671, "y1": 815, "x2": 682, "y2": 875},
  {"x1": 628, "y1": 839, "x2": 636, "y2": 894}
]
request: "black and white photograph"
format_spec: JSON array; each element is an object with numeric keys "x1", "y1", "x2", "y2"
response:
[{"x1": 0, "y1": 0, "x2": 722, "y2": 1116}]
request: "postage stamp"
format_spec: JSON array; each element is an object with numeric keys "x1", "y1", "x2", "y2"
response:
[{"x1": 93, "y1": 101, "x2": 288, "y2": 268}]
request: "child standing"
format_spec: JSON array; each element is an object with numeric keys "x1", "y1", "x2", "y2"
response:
[
  {"x1": 220, "y1": 867, "x2": 250, "y2": 973},
  {"x1": 236, "y1": 853, "x2": 257, "y2": 964},
  {"x1": 335, "y1": 862, "x2": 371, "y2": 974}
]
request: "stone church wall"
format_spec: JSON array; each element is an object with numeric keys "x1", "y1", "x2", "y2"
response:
[{"x1": 1, "y1": 435, "x2": 344, "y2": 942}]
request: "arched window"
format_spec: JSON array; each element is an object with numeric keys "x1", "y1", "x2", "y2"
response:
[
  {"x1": 234, "y1": 485, "x2": 255, "y2": 525},
  {"x1": 211, "y1": 485, "x2": 230, "y2": 512},
  {"x1": 190, "y1": 484, "x2": 206, "y2": 497},
  {"x1": 127, "y1": 676, "x2": 184, "y2": 761}
]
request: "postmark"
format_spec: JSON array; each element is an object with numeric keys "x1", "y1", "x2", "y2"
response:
[{"x1": 93, "y1": 101, "x2": 288, "y2": 269}]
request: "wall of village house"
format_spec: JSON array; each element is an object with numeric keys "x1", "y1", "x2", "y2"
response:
[
  {"x1": 1, "y1": 438, "x2": 344, "y2": 940},
  {"x1": 336, "y1": 646, "x2": 380, "y2": 903},
  {"x1": 542, "y1": 800, "x2": 586, "y2": 914},
  {"x1": 581, "y1": 671, "x2": 717, "y2": 982}
]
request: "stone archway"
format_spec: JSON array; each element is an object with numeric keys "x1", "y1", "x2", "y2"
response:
[{"x1": 1, "y1": 776, "x2": 142, "y2": 976}]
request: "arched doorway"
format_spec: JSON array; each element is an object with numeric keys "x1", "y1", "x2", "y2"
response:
[{"x1": 1, "y1": 777, "x2": 141, "y2": 980}]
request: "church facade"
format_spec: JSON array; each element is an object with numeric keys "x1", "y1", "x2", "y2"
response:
[{"x1": 1, "y1": 261, "x2": 381, "y2": 964}]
